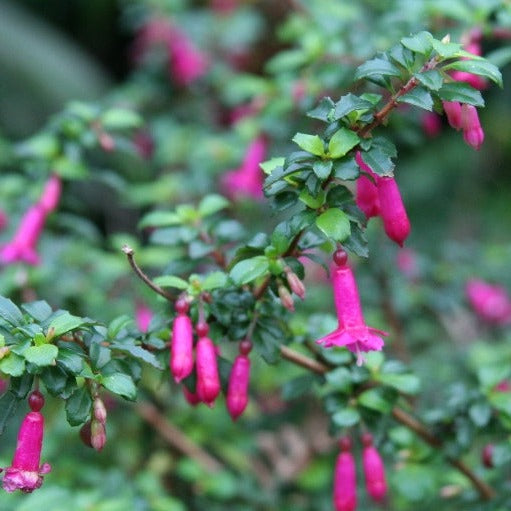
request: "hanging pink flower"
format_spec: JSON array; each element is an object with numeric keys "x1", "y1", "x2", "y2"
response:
[
  {"x1": 461, "y1": 104, "x2": 484, "y2": 150},
  {"x1": 0, "y1": 205, "x2": 47, "y2": 266},
  {"x1": 195, "y1": 323, "x2": 221, "y2": 406},
  {"x1": 361, "y1": 433, "x2": 387, "y2": 502},
  {"x1": 135, "y1": 303, "x2": 153, "y2": 333},
  {"x1": 2, "y1": 391, "x2": 51, "y2": 493},
  {"x1": 182, "y1": 386, "x2": 201, "y2": 406},
  {"x1": 38, "y1": 174, "x2": 62, "y2": 213},
  {"x1": 333, "y1": 437, "x2": 357, "y2": 511},
  {"x1": 465, "y1": 279, "x2": 511, "y2": 325},
  {"x1": 443, "y1": 101, "x2": 463, "y2": 130},
  {"x1": 355, "y1": 151, "x2": 380, "y2": 219},
  {"x1": 170, "y1": 300, "x2": 194, "y2": 383},
  {"x1": 316, "y1": 250, "x2": 387, "y2": 365},
  {"x1": 421, "y1": 112, "x2": 442, "y2": 137},
  {"x1": 226, "y1": 341, "x2": 252, "y2": 420},
  {"x1": 221, "y1": 136, "x2": 267, "y2": 200}
]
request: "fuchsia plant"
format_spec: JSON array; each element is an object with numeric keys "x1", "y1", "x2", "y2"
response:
[
  {"x1": 226, "y1": 340, "x2": 252, "y2": 420},
  {"x1": 361, "y1": 433, "x2": 387, "y2": 502},
  {"x1": 195, "y1": 323, "x2": 221, "y2": 407},
  {"x1": 333, "y1": 437, "x2": 357, "y2": 511},
  {"x1": 170, "y1": 299, "x2": 194, "y2": 383}
]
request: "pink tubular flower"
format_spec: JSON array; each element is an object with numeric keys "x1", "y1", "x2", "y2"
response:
[
  {"x1": 135, "y1": 303, "x2": 153, "y2": 333},
  {"x1": 377, "y1": 176, "x2": 411, "y2": 247},
  {"x1": 0, "y1": 205, "x2": 47, "y2": 266},
  {"x1": 316, "y1": 250, "x2": 387, "y2": 365},
  {"x1": 443, "y1": 101, "x2": 463, "y2": 130},
  {"x1": 421, "y1": 112, "x2": 442, "y2": 137},
  {"x1": 355, "y1": 151, "x2": 380, "y2": 219},
  {"x1": 182, "y1": 385, "x2": 201, "y2": 406},
  {"x1": 2, "y1": 391, "x2": 51, "y2": 493},
  {"x1": 226, "y1": 341, "x2": 252, "y2": 420},
  {"x1": 333, "y1": 437, "x2": 357, "y2": 511},
  {"x1": 196, "y1": 329, "x2": 221, "y2": 406},
  {"x1": 461, "y1": 104, "x2": 484, "y2": 150},
  {"x1": 221, "y1": 135, "x2": 267, "y2": 200},
  {"x1": 465, "y1": 279, "x2": 511, "y2": 325},
  {"x1": 168, "y1": 28, "x2": 209, "y2": 86},
  {"x1": 170, "y1": 300, "x2": 194, "y2": 383},
  {"x1": 362, "y1": 433, "x2": 387, "y2": 502},
  {"x1": 38, "y1": 174, "x2": 61, "y2": 213}
]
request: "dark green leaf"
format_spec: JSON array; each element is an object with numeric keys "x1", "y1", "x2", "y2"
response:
[
  {"x1": 316, "y1": 209, "x2": 351, "y2": 242},
  {"x1": 0, "y1": 296, "x2": 24, "y2": 326},
  {"x1": 312, "y1": 160, "x2": 333, "y2": 180},
  {"x1": 468, "y1": 402, "x2": 492, "y2": 427},
  {"x1": 325, "y1": 367, "x2": 352, "y2": 392},
  {"x1": 24, "y1": 344, "x2": 58, "y2": 367},
  {"x1": 307, "y1": 97, "x2": 335, "y2": 122},
  {"x1": 355, "y1": 58, "x2": 402, "y2": 81},
  {"x1": 0, "y1": 392, "x2": 19, "y2": 435},
  {"x1": 333, "y1": 159, "x2": 359, "y2": 181},
  {"x1": 358, "y1": 388, "x2": 393, "y2": 413},
  {"x1": 332, "y1": 408, "x2": 360, "y2": 427},
  {"x1": 198, "y1": 195, "x2": 230, "y2": 217},
  {"x1": 111, "y1": 342, "x2": 163, "y2": 369},
  {"x1": 21, "y1": 301, "x2": 53, "y2": 322},
  {"x1": 9, "y1": 374, "x2": 34, "y2": 398},
  {"x1": 42, "y1": 366, "x2": 74, "y2": 397},
  {"x1": 57, "y1": 347, "x2": 84, "y2": 373},
  {"x1": 378, "y1": 373, "x2": 420, "y2": 394},
  {"x1": 443, "y1": 59, "x2": 502, "y2": 87},
  {"x1": 397, "y1": 87, "x2": 433, "y2": 111},
  {"x1": 332, "y1": 94, "x2": 374, "y2": 121},
  {"x1": 415, "y1": 70, "x2": 443, "y2": 91},
  {"x1": 437, "y1": 82, "x2": 484, "y2": 107},
  {"x1": 431, "y1": 39, "x2": 461, "y2": 58},
  {"x1": 230, "y1": 256, "x2": 269, "y2": 285},
  {"x1": 282, "y1": 374, "x2": 317, "y2": 400},
  {"x1": 48, "y1": 312, "x2": 89, "y2": 337},
  {"x1": 107, "y1": 315, "x2": 134, "y2": 339},
  {"x1": 102, "y1": 373, "x2": 137, "y2": 400},
  {"x1": 401, "y1": 31, "x2": 433, "y2": 54},
  {"x1": 65, "y1": 386, "x2": 92, "y2": 426},
  {"x1": 360, "y1": 147, "x2": 394, "y2": 177}
]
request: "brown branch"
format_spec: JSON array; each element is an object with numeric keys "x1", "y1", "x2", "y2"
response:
[
  {"x1": 136, "y1": 401, "x2": 223, "y2": 473},
  {"x1": 278, "y1": 345, "x2": 495, "y2": 501},
  {"x1": 122, "y1": 245, "x2": 175, "y2": 302}
]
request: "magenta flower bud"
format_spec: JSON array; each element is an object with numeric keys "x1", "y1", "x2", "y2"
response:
[
  {"x1": 221, "y1": 136, "x2": 267, "y2": 200},
  {"x1": 278, "y1": 284, "x2": 295, "y2": 312},
  {"x1": 443, "y1": 101, "x2": 463, "y2": 130},
  {"x1": 182, "y1": 386, "x2": 201, "y2": 406},
  {"x1": 2, "y1": 411, "x2": 51, "y2": 492},
  {"x1": 355, "y1": 151, "x2": 380, "y2": 219},
  {"x1": 482, "y1": 444, "x2": 494, "y2": 468},
  {"x1": 465, "y1": 279, "x2": 511, "y2": 325},
  {"x1": 170, "y1": 304, "x2": 194, "y2": 383},
  {"x1": 38, "y1": 174, "x2": 62, "y2": 213},
  {"x1": 0, "y1": 205, "x2": 47, "y2": 266},
  {"x1": 377, "y1": 176, "x2": 411, "y2": 247},
  {"x1": 450, "y1": 70, "x2": 488, "y2": 90},
  {"x1": 284, "y1": 267, "x2": 306, "y2": 300},
  {"x1": 316, "y1": 251, "x2": 387, "y2": 364},
  {"x1": 135, "y1": 303, "x2": 153, "y2": 333},
  {"x1": 333, "y1": 437, "x2": 357, "y2": 511},
  {"x1": 91, "y1": 420, "x2": 107, "y2": 452},
  {"x1": 421, "y1": 112, "x2": 442, "y2": 138},
  {"x1": 461, "y1": 104, "x2": 484, "y2": 150},
  {"x1": 196, "y1": 336, "x2": 221, "y2": 407},
  {"x1": 362, "y1": 433, "x2": 387, "y2": 502},
  {"x1": 168, "y1": 28, "x2": 209, "y2": 86},
  {"x1": 495, "y1": 380, "x2": 511, "y2": 392},
  {"x1": 93, "y1": 397, "x2": 107, "y2": 424},
  {"x1": 226, "y1": 354, "x2": 251, "y2": 420}
]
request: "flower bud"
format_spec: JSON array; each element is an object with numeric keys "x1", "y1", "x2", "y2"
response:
[
  {"x1": 443, "y1": 101, "x2": 463, "y2": 130},
  {"x1": 482, "y1": 444, "x2": 494, "y2": 468},
  {"x1": 461, "y1": 104, "x2": 484, "y2": 150},
  {"x1": 182, "y1": 385, "x2": 201, "y2": 406},
  {"x1": 333, "y1": 437, "x2": 357, "y2": 511},
  {"x1": 93, "y1": 397, "x2": 107, "y2": 424},
  {"x1": 196, "y1": 336, "x2": 221, "y2": 407},
  {"x1": 355, "y1": 151, "x2": 380, "y2": 219},
  {"x1": 362, "y1": 433, "x2": 387, "y2": 502},
  {"x1": 91, "y1": 420, "x2": 107, "y2": 452},
  {"x1": 284, "y1": 267, "x2": 306, "y2": 300},
  {"x1": 38, "y1": 174, "x2": 62, "y2": 213},
  {"x1": 170, "y1": 302, "x2": 194, "y2": 383},
  {"x1": 278, "y1": 284, "x2": 295, "y2": 312},
  {"x1": 226, "y1": 354, "x2": 251, "y2": 420}
]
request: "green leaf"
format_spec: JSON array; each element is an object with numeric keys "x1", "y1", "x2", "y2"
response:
[
  {"x1": 325, "y1": 367, "x2": 352, "y2": 392},
  {"x1": 307, "y1": 97, "x2": 335, "y2": 122},
  {"x1": 139, "y1": 211, "x2": 181, "y2": 229},
  {"x1": 355, "y1": 57, "x2": 402, "y2": 81},
  {"x1": 360, "y1": 147, "x2": 395, "y2": 177},
  {"x1": 202, "y1": 271, "x2": 228, "y2": 291},
  {"x1": 333, "y1": 159, "x2": 359, "y2": 181},
  {"x1": 42, "y1": 366, "x2": 75, "y2": 397},
  {"x1": 101, "y1": 108, "x2": 142, "y2": 130},
  {"x1": 431, "y1": 39, "x2": 461, "y2": 58},
  {"x1": 65, "y1": 386, "x2": 92, "y2": 426},
  {"x1": 438, "y1": 82, "x2": 484, "y2": 107},
  {"x1": 57, "y1": 347, "x2": 84, "y2": 373},
  {"x1": 401, "y1": 32, "x2": 433, "y2": 54},
  {"x1": 53, "y1": 157, "x2": 88, "y2": 178},
  {"x1": 260, "y1": 157, "x2": 285, "y2": 175},
  {"x1": 198, "y1": 195, "x2": 230, "y2": 217},
  {"x1": 316, "y1": 209, "x2": 351, "y2": 242},
  {"x1": 292, "y1": 133, "x2": 325, "y2": 156},
  {"x1": 0, "y1": 392, "x2": 19, "y2": 435},
  {"x1": 111, "y1": 343, "x2": 163, "y2": 369},
  {"x1": 415, "y1": 70, "x2": 443, "y2": 91},
  {"x1": 0, "y1": 296, "x2": 24, "y2": 326},
  {"x1": 107, "y1": 315, "x2": 134, "y2": 338},
  {"x1": 358, "y1": 388, "x2": 393, "y2": 413},
  {"x1": 327, "y1": 128, "x2": 360, "y2": 159},
  {"x1": 468, "y1": 402, "x2": 492, "y2": 427},
  {"x1": 299, "y1": 188, "x2": 326, "y2": 209},
  {"x1": 24, "y1": 344, "x2": 58, "y2": 367},
  {"x1": 48, "y1": 312, "x2": 89, "y2": 337},
  {"x1": 153, "y1": 275, "x2": 189, "y2": 289},
  {"x1": 397, "y1": 87, "x2": 433, "y2": 111},
  {"x1": 443, "y1": 59, "x2": 503, "y2": 87},
  {"x1": 230, "y1": 256, "x2": 269, "y2": 285},
  {"x1": 9, "y1": 374, "x2": 34, "y2": 398},
  {"x1": 0, "y1": 353, "x2": 25, "y2": 376},
  {"x1": 332, "y1": 407, "x2": 361, "y2": 427},
  {"x1": 102, "y1": 373, "x2": 137, "y2": 400},
  {"x1": 332, "y1": 94, "x2": 374, "y2": 121},
  {"x1": 378, "y1": 373, "x2": 420, "y2": 394},
  {"x1": 312, "y1": 160, "x2": 333, "y2": 180},
  {"x1": 282, "y1": 375, "x2": 316, "y2": 400},
  {"x1": 21, "y1": 301, "x2": 53, "y2": 322}
]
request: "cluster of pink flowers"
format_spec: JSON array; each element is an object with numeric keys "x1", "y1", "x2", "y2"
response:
[
  {"x1": 465, "y1": 279, "x2": 511, "y2": 325},
  {"x1": 170, "y1": 299, "x2": 252, "y2": 419},
  {"x1": 132, "y1": 18, "x2": 209, "y2": 87},
  {"x1": 1, "y1": 391, "x2": 51, "y2": 493},
  {"x1": 316, "y1": 249, "x2": 387, "y2": 364},
  {"x1": 0, "y1": 174, "x2": 61, "y2": 266},
  {"x1": 355, "y1": 151, "x2": 411, "y2": 247},
  {"x1": 221, "y1": 135, "x2": 267, "y2": 200},
  {"x1": 333, "y1": 434, "x2": 387, "y2": 511}
]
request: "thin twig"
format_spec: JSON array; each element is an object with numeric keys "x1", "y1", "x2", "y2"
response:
[
  {"x1": 122, "y1": 245, "x2": 175, "y2": 301},
  {"x1": 136, "y1": 401, "x2": 223, "y2": 473},
  {"x1": 278, "y1": 345, "x2": 495, "y2": 501}
]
